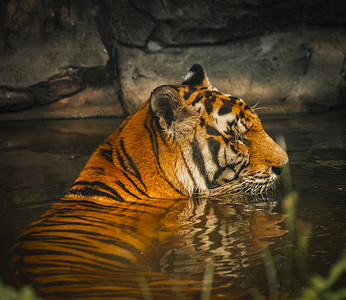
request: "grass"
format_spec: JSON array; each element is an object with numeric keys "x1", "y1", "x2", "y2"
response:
[
  {"x1": 249, "y1": 134, "x2": 346, "y2": 300},
  {"x1": 0, "y1": 282, "x2": 43, "y2": 300},
  {"x1": 253, "y1": 190, "x2": 346, "y2": 300},
  {"x1": 300, "y1": 252, "x2": 346, "y2": 300},
  {"x1": 200, "y1": 257, "x2": 215, "y2": 300}
]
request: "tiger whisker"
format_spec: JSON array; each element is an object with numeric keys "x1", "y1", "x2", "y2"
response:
[
  {"x1": 252, "y1": 106, "x2": 270, "y2": 112},
  {"x1": 251, "y1": 99, "x2": 262, "y2": 110},
  {"x1": 199, "y1": 176, "x2": 278, "y2": 199}
]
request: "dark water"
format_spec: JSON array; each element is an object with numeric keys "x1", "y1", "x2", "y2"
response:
[{"x1": 1, "y1": 112, "x2": 346, "y2": 298}]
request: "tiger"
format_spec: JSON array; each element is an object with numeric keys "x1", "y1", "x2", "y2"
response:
[{"x1": 10, "y1": 64, "x2": 288, "y2": 299}]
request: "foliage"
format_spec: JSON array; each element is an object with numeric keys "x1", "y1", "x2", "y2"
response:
[
  {"x1": 0, "y1": 282, "x2": 43, "y2": 300},
  {"x1": 299, "y1": 252, "x2": 346, "y2": 300}
]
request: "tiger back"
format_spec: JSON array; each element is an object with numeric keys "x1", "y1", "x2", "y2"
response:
[{"x1": 11, "y1": 64, "x2": 288, "y2": 299}]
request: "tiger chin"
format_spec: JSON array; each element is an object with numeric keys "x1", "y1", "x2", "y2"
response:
[{"x1": 68, "y1": 63, "x2": 288, "y2": 202}]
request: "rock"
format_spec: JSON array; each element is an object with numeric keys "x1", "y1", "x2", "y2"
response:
[
  {"x1": 99, "y1": 0, "x2": 155, "y2": 47},
  {"x1": 0, "y1": 86, "x2": 122, "y2": 121},
  {"x1": 1, "y1": 1, "x2": 108, "y2": 88},
  {"x1": 118, "y1": 28, "x2": 346, "y2": 114},
  {"x1": 0, "y1": 0, "x2": 121, "y2": 120},
  {"x1": 27, "y1": 68, "x2": 82, "y2": 106},
  {"x1": 0, "y1": 89, "x2": 34, "y2": 112},
  {"x1": 1, "y1": 0, "x2": 346, "y2": 119},
  {"x1": 132, "y1": 0, "x2": 346, "y2": 46}
]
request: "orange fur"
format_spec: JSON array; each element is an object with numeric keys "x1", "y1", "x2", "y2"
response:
[{"x1": 11, "y1": 64, "x2": 289, "y2": 299}]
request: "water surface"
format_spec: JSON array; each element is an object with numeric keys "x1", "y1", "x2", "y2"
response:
[{"x1": 1, "y1": 112, "x2": 345, "y2": 298}]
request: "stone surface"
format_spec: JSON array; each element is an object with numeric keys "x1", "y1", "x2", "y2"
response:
[
  {"x1": 132, "y1": 0, "x2": 346, "y2": 46},
  {"x1": 100, "y1": 0, "x2": 155, "y2": 47},
  {"x1": 0, "y1": 86, "x2": 122, "y2": 120},
  {"x1": 1, "y1": 1, "x2": 108, "y2": 88},
  {"x1": 0, "y1": 0, "x2": 121, "y2": 120},
  {"x1": 0, "y1": 88, "x2": 34, "y2": 112},
  {"x1": 1, "y1": 0, "x2": 346, "y2": 119},
  {"x1": 118, "y1": 28, "x2": 346, "y2": 114}
]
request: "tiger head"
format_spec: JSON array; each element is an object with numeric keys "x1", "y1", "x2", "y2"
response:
[{"x1": 149, "y1": 64, "x2": 288, "y2": 196}]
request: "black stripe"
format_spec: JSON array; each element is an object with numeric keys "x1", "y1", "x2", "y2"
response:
[
  {"x1": 219, "y1": 101, "x2": 234, "y2": 116},
  {"x1": 58, "y1": 198, "x2": 146, "y2": 218},
  {"x1": 236, "y1": 159, "x2": 250, "y2": 174},
  {"x1": 228, "y1": 96, "x2": 239, "y2": 101},
  {"x1": 116, "y1": 113, "x2": 133, "y2": 135},
  {"x1": 212, "y1": 166, "x2": 227, "y2": 182},
  {"x1": 114, "y1": 180, "x2": 140, "y2": 199},
  {"x1": 33, "y1": 220, "x2": 107, "y2": 230},
  {"x1": 204, "y1": 91, "x2": 216, "y2": 103},
  {"x1": 43, "y1": 289, "x2": 141, "y2": 298},
  {"x1": 191, "y1": 93, "x2": 203, "y2": 105},
  {"x1": 228, "y1": 142, "x2": 238, "y2": 155},
  {"x1": 179, "y1": 146, "x2": 197, "y2": 189},
  {"x1": 18, "y1": 246, "x2": 134, "y2": 269},
  {"x1": 222, "y1": 135, "x2": 230, "y2": 145},
  {"x1": 207, "y1": 137, "x2": 220, "y2": 167},
  {"x1": 144, "y1": 116, "x2": 169, "y2": 188},
  {"x1": 119, "y1": 138, "x2": 142, "y2": 181},
  {"x1": 206, "y1": 125, "x2": 221, "y2": 136},
  {"x1": 145, "y1": 115, "x2": 160, "y2": 163},
  {"x1": 116, "y1": 148, "x2": 132, "y2": 175},
  {"x1": 191, "y1": 137, "x2": 212, "y2": 188},
  {"x1": 98, "y1": 142, "x2": 113, "y2": 163},
  {"x1": 240, "y1": 120, "x2": 249, "y2": 130},
  {"x1": 22, "y1": 258, "x2": 122, "y2": 275},
  {"x1": 72, "y1": 181, "x2": 125, "y2": 202},
  {"x1": 205, "y1": 99, "x2": 213, "y2": 115},
  {"x1": 183, "y1": 86, "x2": 195, "y2": 100},
  {"x1": 21, "y1": 228, "x2": 124, "y2": 242},
  {"x1": 118, "y1": 169, "x2": 149, "y2": 196},
  {"x1": 30, "y1": 238, "x2": 100, "y2": 250},
  {"x1": 69, "y1": 188, "x2": 124, "y2": 202},
  {"x1": 115, "y1": 146, "x2": 147, "y2": 190},
  {"x1": 55, "y1": 213, "x2": 136, "y2": 227},
  {"x1": 152, "y1": 119, "x2": 184, "y2": 194},
  {"x1": 52, "y1": 244, "x2": 135, "y2": 265},
  {"x1": 144, "y1": 115, "x2": 183, "y2": 195},
  {"x1": 214, "y1": 160, "x2": 248, "y2": 183},
  {"x1": 87, "y1": 167, "x2": 105, "y2": 175},
  {"x1": 227, "y1": 119, "x2": 236, "y2": 129},
  {"x1": 58, "y1": 198, "x2": 118, "y2": 209}
]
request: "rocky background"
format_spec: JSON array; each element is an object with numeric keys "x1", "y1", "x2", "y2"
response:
[{"x1": 1, "y1": 0, "x2": 346, "y2": 120}]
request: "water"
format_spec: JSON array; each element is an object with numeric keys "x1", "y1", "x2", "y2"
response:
[{"x1": 0, "y1": 112, "x2": 345, "y2": 298}]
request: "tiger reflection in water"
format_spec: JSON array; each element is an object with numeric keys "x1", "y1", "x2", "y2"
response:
[
  {"x1": 160, "y1": 198, "x2": 286, "y2": 281},
  {"x1": 11, "y1": 64, "x2": 288, "y2": 299}
]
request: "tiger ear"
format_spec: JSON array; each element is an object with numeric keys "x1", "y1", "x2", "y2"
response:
[
  {"x1": 150, "y1": 85, "x2": 200, "y2": 141},
  {"x1": 182, "y1": 63, "x2": 212, "y2": 88}
]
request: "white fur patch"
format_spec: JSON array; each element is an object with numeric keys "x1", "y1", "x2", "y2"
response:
[
  {"x1": 215, "y1": 168, "x2": 236, "y2": 185},
  {"x1": 183, "y1": 71, "x2": 194, "y2": 82},
  {"x1": 212, "y1": 110, "x2": 235, "y2": 134},
  {"x1": 179, "y1": 143, "x2": 208, "y2": 193},
  {"x1": 199, "y1": 138, "x2": 219, "y2": 182}
]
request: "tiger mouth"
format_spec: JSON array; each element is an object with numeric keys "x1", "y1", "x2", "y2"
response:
[{"x1": 206, "y1": 177, "x2": 279, "y2": 197}]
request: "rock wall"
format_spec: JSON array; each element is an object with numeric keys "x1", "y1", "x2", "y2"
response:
[
  {"x1": 0, "y1": 0, "x2": 122, "y2": 120},
  {"x1": 1, "y1": 0, "x2": 346, "y2": 120}
]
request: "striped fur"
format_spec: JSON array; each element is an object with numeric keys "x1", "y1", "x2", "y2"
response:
[{"x1": 11, "y1": 64, "x2": 288, "y2": 299}]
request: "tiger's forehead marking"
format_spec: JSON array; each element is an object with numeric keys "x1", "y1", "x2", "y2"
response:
[
  {"x1": 176, "y1": 85, "x2": 252, "y2": 120},
  {"x1": 175, "y1": 85, "x2": 255, "y2": 136}
]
